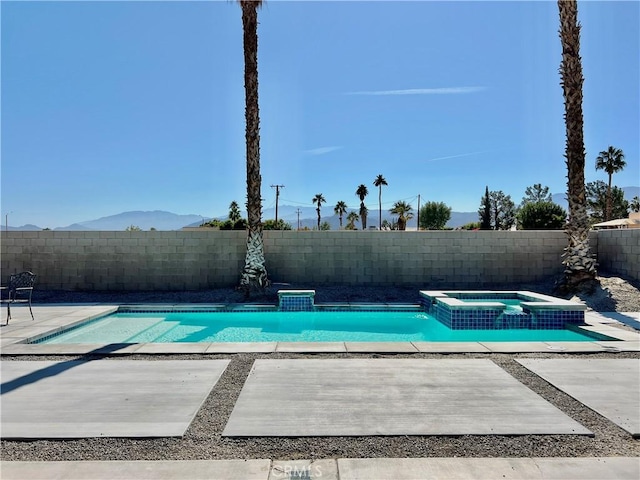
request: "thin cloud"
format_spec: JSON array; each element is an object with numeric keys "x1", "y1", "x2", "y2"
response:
[
  {"x1": 346, "y1": 86, "x2": 486, "y2": 96},
  {"x1": 424, "y1": 151, "x2": 488, "y2": 163},
  {"x1": 304, "y1": 146, "x2": 343, "y2": 156}
]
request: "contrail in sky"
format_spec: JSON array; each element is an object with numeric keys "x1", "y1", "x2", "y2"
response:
[
  {"x1": 346, "y1": 87, "x2": 486, "y2": 96},
  {"x1": 424, "y1": 151, "x2": 489, "y2": 162},
  {"x1": 304, "y1": 146, "x2": 343, "y2": 155}
]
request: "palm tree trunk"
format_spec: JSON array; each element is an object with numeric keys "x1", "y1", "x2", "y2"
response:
[
  {"x1": 378, "y1": 188, "x2": 382, "y2": 230},
  {"x1": 239, "y1": 1, "x2": 269, "y2": 294},
  {"x1": 606, "y1": 173, "x2": 612, "y2": 221},
  {"x1": 558, "y1": 0, "x2": 596, "y2": 288}
]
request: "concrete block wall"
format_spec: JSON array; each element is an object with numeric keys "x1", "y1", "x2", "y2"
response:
[
  {"x1": 596, "y1": 229, "x2": 640, "y2": 282},
  {"x1": 0, "y1": 230, "x2": 586, "y2": 291},
  {"x1": 264, "y1": 231, "x2": 568, "y2": 287},
  {"x1": 0, "y1": 231, "x2": 246, "y2": 290}
]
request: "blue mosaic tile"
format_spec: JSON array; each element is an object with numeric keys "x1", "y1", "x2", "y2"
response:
[
  {"x1": 279, "y1": 295, "x2": 315, "y2": 312},
  {"x1": 432, "y1": 300, "x2": 585, "y2": 331}
]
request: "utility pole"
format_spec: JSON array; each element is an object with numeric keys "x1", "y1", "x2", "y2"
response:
[
  {"x1": 296, "y1": 209, "x2": 301, "y2": 230},
  {"x1": 417, "y1": 194, "x2": 421, "y2": 231},
  {"x1": 271, "y1": 185, "x2": 284, "y2": 223}
]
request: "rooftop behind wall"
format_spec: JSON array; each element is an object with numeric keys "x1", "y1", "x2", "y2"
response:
[{"x1": 0, "y1": 230, "x2": 636, "y2": 291}]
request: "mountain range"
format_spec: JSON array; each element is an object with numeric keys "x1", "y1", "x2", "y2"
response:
[{"x1": 5, "y1": 186, "x2": 639, "y2": 231}]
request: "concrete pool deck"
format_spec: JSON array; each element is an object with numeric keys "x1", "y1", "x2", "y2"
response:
[
  {"x1": 1, "y1": 304, "x2": 639, "y2": 479},
  {"x1": 1, "y1": 360, "x2": 229, "y2": 438},
  {"x1": 1, "y1": 457, "x2": 639, "y2": 480},
  {"x1": 0, "y1": 304, "x2": 638, "y2": 354},
  {"x1": 222, "y1": 358, "x2": 591, "y2": 436}
]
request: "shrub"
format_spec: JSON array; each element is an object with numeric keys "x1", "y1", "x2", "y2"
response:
[{"x1": 517, "y1": 201, "x2": 567, "y2": 229}]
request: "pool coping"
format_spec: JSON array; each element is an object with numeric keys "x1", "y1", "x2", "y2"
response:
[{"x1": 0, "y1": 304, "x2": 638, "y2": 355}]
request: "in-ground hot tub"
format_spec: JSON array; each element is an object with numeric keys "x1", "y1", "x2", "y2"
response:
[{"x1": 419, "y1": 290, "x2": 587, "y2": 330}]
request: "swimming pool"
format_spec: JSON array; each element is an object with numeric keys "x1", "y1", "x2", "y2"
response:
[{"x1": 34, "y1": 308, "x2": 611, "y2": 344}]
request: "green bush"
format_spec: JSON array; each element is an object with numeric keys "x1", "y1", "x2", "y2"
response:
[
  {"x1": 517, "y1": 201, "x2": 567, "y2": 229},
  {"x1": 219, "y1": 220, "x2": 235, "y2": 230},
  {"x1": 233, "y1": 219, "x2": 248, "y2": 230},
  {"x1": 263, "y1": 219, "x2": 292, "y2": 230},
  {"x1": 419, "y1": 201, "x2": 451, "y2": 230}
]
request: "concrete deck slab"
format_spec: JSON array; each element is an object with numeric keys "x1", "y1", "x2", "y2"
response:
[
  {"x1": 276, "y1": 342, "x2": 346, "y2": 353},
  {"x1": 133, "y1": 342, "x2": 211, "y2": 354},
  {"x1": 479, "y1": 342, "x2": 551, "y2": 353},
  {"x1": 518, "y1": 358, "x2": 640, "y2": 437},
  {"x1": 222, "y1": 359, "x2": 591, "y2": 437},
  {"x1": 0, "y1": 360, "x2": 229, "y2": 439},
  {"x1": 0, "y1": 460, "x2": 271, "y2": 480},
  {"x1": 344, "y1": 342, "x2": 418, "y2": 353},
  {"x1": 269, "y1": 459, "x2": 338, "y2": 480},
  {"x1": 587, "y1": 312, "x2": 640, "y2": 330},
  {"x1": 579, "y1": 326, "x2": 640, "y2": 342},
  {"x1": 205, "y1": 342, "x2": 277, "y2": 353},
  {"x1": 542, "y1": 342, "x2": 606, "y2": 353},
  {"x1": 337, "y1": 457, "x2": 640, "y2": 480},
  {"x1": 1, "y1": 458, "x2": 638, "y2": 480},
  {"x1": 0, "y1": 343, "x2": 142, "y2": 355},
  {"x1": 597, "y1": 341, "x2": 640, "y2": 352},
  {"x1": 411, "y1": 342, "x2": 491, "y2": 353}
]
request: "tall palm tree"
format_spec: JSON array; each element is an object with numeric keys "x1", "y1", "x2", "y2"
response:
[
  {"x1": 356, "y1": 184, "x2": 369, "y2": 229},
  {"x1": 312, "y1": 193, "x2": 326, "y2": 229},
  {"x1": 238, "y1": 0, "x2": 269, "y2": 295},
  {"x1": 334, "y1": 200, "x2": 348, "y2": 229},
  {"x1": 390, "y1": 200, "x2": 414, "y2": 231},
  {"x1": 595, "y1": 146, "x2": 626, "y2": 221},
  {"x1": 346, "y1": 211, "x2": 359, "y2": 230},
  {"x1": 558, "y1": 0, "x2": 596, "y2": 288},
  {"x1": 373, "y1": 174, "x2": 388, "y2": 230}
]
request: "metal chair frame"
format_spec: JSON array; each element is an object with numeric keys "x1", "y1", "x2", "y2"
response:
[{"x1": 1, "y1": 271, "x2": 36, "y2": 325}]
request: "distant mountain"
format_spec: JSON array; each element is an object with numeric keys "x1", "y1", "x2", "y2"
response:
[
  {"x1": 4, "y1": 224, "x2": 42, "y2": 231},
  {"x1": 622, "y1": 186, "x2": 640, "y2": 201},
  {"x1": 261, "y1": 205, "x2": 478, "y2": 229},
  {"x1": 55, "y1": 211, "x2": 205, "y2": 231},
  {"x1": 448, "y1": 212, "x2": 479, "y2": 228},
  {"x1": 8, "y1": 186, "x2": 637, "y2": 231},
  {"x1": 552, "y1": 186, "x2": 639, "y2": 211}
]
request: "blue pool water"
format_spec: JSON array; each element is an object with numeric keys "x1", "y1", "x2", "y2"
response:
[{"x1": 37, "y1": 310, "x2": 607, "y2": 344}]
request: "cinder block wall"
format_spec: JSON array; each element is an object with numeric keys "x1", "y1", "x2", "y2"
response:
[
  {"x1": 264, "y1": 231, "x2": 568, "y2": 287},
  {"x1": 1, "y1": 229, "x2": 634, "y2": 291},
  {"x1": 596, "y1": 229, "x2": 640, "y2": 282},
  {"x1": 0, "y1": 231, "x2": 246, "y2": 290}
]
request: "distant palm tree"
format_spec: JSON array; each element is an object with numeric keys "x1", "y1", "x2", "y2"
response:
[
  {"x1": 356, "y1": 184, "x2": 369, "y2": 229},
  {"x1": 229, "y1": 201, "x2": 241, "y2": 222},
  {"x1": 558, "y1": 0, "x2": 596, "y2": 288},
  {"x1": 312, "y1": 193, "x2": 326, "y2": 229},
  {"x1": 334, "y1": 201, "x2": 348, "y2": 229},
  {"x1": 390, "y1": 200, "x2": 414, "y2": 231},
  {"x1": 595, "y1": 146, "x2": 626, "y2": 221},
  {"x1": 346, "y1": 211, "x2": 359, "y2": 230},
  {"x1": 238, "y1": 0, "x2": 269, "y2": 295},
  {"x1": 631, "y1": 196, "x2": 640, "y2": 213},
  {"x1": 373, "y1": 174, "x2": 388, "y2": 230}
]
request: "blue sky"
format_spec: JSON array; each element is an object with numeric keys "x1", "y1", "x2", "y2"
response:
[{"x1": 1, "y1": 0, "x2": 638, "y2": 228}]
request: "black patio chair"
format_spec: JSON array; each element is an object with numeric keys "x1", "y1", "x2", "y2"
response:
[{"x1": 0, "y1": 271, "x2": 36, "y2": 325}]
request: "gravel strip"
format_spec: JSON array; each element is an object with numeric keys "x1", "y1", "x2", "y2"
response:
[{"x1": 2, "y1": 351, "x2": 639, "y2": 461}]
